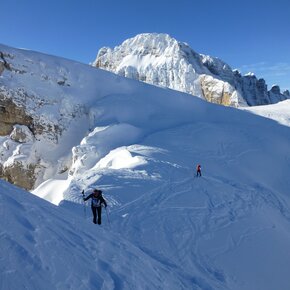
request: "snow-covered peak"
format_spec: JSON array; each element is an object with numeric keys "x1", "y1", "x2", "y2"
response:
[
  {"x1": 96, "y1": 33, "x2": 182, "y2": 60},
  {"x1": 120, "y1": 33, "x2": 180, "y2": 55},
  {"x1": 93, "y1": 33, "x2": 288, "y2": 107},
  {"x1": 93, "y1": 33, "x2": 242, "y2": 106}
]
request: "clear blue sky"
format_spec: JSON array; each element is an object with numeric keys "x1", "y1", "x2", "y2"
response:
[{"x1": 1, "y1": 0, "x2": 290, "y2": 90}]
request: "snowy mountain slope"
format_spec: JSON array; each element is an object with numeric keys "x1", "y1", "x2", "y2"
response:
[
  {"x1": 0, "y1": 42, "x2": 208, "y2": 190},
  {"x1": 0, "y1": 179, "x2": 186, "y2": 290},
  {"x1": 52, "y1": 97, "x2": 290, "y2": 289},
  {"x1": 93, "y1": 33, "x2": 289, "y2": 107},
  {"x1": 2, "y1": 43, "x2": 290, "y2": 289}
]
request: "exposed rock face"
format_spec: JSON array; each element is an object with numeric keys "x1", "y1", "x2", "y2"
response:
[
  {"x1": 0, "y1": 61, "x2": 5, "y2": 75},
  {"x1": 0, "y1": 97, "x2": 37, "y2": 189},
  {"x1": 269, "y1": 85, "x2": 285, "y2": 103},
  {"x1": 200, "y1": 75, "x2": 235, "y2": 106},
  {"x1": 0, "y1": 45, "x2": 86, "y2": 190},
  {"x1": 1, "y1": 162, "x2": 37, "y2": 190},
  {"x1": 237, "y1": 74, "x2": 271, "y2": 106},
  {"x1": 0, "y1": 51, "x2": 11, "y2": 74},
  {"x1": 0, "y1": 96, "x2": 33, "y2": 136},
  {"x1": 93, "y1": 33, "x2": 289, "y2": 107},
  {"x1": 283, "y1": 90, "x2": 290, "y2": 97}
]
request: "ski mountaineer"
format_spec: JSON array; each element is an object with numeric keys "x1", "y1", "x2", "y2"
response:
[
  {"x1": 196, "y1": 164, "x2": 202, "y2": 177},
  {"x1": 83, "y1": 189, "x2": 107, "y2": 225}
]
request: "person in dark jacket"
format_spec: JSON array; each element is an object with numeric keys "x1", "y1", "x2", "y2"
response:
[
  {"x1": 196, "y1": 164, "x2": 202, "y2": 177},
  {"x1": 83, "y1": 189, "x2": 107, "y2": 225}
]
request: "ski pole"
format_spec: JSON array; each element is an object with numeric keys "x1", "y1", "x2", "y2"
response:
[
  {"x1": 105, "y1": 206, "x2": 111, "y2": 229},
  {"x1": 82, "y1": 190, "x2": 87, "y2": 219}
]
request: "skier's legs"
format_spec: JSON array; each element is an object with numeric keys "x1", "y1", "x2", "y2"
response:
[
  {"x1": 97, "y1": 207, "x2": 102, "y2": 225},
  {"x1": 91, "y1": 206, "x2": 97, "y2": 224}
]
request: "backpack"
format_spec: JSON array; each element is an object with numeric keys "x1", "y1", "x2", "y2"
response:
[{"x1": 92, "y1": 196, "x2": 101, "y2": 207}]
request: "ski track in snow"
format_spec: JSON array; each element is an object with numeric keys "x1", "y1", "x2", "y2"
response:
[
  {"x1": 110, "y1": 169, "x2": 290, "y2": 289},
  {"x1": 1, "y1": 180, "x2": 189, "y2": 290},
  {"x1": 94, "y1": 120, "x2": 290, "y2": 289}
]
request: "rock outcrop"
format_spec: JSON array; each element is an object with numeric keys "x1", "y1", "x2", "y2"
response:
[
  {"x1": 283, "y1": 90, "x2": 290, "y2": 97},
  {"x1": 0, "y1": 95, "x2": 33, "y2": 136}
]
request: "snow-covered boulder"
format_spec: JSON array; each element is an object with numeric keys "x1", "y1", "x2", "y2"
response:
[{"x1": 10, "y1": 125, "x2": 34, "y2": 143}]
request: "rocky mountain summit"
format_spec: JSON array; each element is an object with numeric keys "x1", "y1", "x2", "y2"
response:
[{"x1": 93, "y1": 33, "x2": 289, "y2": 107}]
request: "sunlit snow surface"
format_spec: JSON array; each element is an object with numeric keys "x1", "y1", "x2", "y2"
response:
[{"x1": 242, "y1": 99, "x2": 290, "y2": 127}]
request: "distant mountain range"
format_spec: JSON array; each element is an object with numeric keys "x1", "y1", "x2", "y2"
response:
[{"x1": 93, "y1": 33, "x2": 289, "y2": 107}]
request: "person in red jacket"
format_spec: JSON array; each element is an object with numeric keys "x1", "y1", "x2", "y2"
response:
[
  {"x1": 196, "y1": 164, "x2": 202, "y2": 177},
  {"x1": 83, "y1": 189, "x2": 107, "y2": 225}
]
